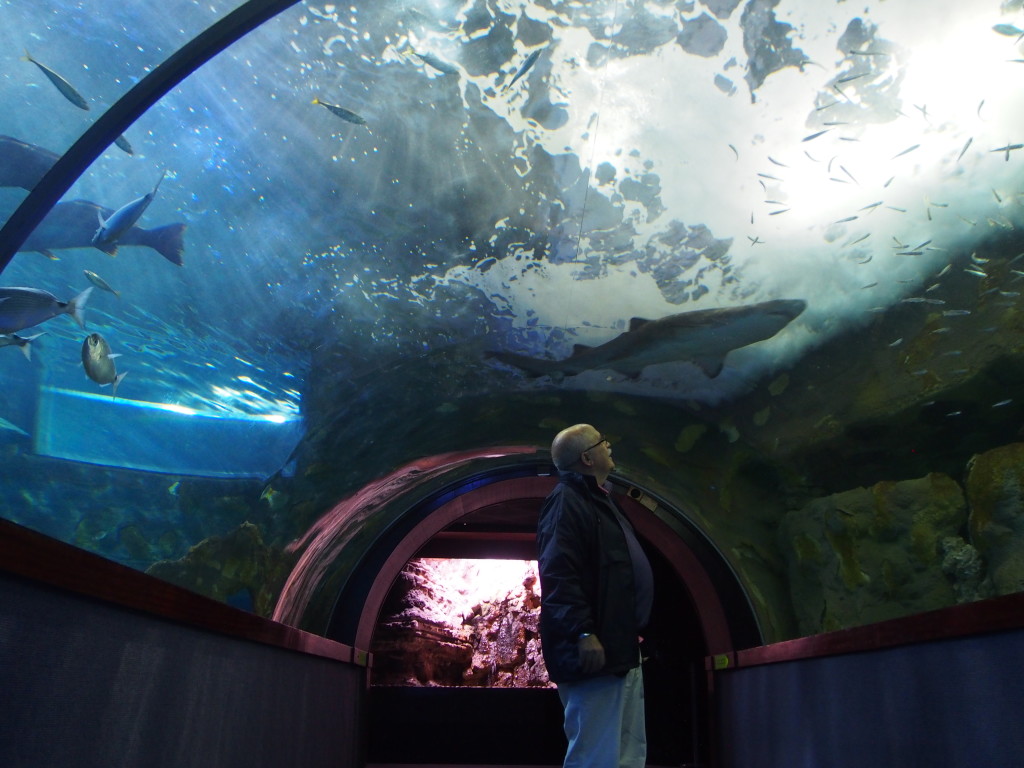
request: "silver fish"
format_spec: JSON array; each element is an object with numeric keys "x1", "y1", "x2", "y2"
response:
[
  {"x1": 0, "y1": 286, "x2": 92, "y2": 334},
  {"x1": 83, "y1": 270, "x2": 120, "y2": 298},
  {"x1": 23, "y1": 50, "x2": 88, "y2": 110},
  {"x1": 81, "y1": 332, "x2": 126, "y2": 397},
  {"x1": 93, "y1": 171, "x2": 167, "y2": 248},
  {"x1": 413, "y1": 51, "x2": 459, "y2": 76}
]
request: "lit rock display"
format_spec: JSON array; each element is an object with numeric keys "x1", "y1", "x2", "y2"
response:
[{"x1": 370, "y1": 558, "x2": 550, "y2": 687}]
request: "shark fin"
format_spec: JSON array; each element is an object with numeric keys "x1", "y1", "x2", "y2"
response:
[
  {"x1": 628, "y1": 317, "x2": 652, "y2": 332},
  {"x1": 693, "y1": 355, "x2": 725, "y2": 378}
]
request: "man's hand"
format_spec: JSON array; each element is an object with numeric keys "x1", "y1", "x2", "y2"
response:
[{"x1": 577, "y1": 634, "x2": 605, "y2": 674}]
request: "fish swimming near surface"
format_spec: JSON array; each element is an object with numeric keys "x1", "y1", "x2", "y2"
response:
[
  {"x1": 0, "y1": 135, "x2": 59, "y2": 190},
  {"x1": 413, "y1": 51, "x2": 459, "y2": 75},
  {"x1": 0, "y1": 286, "x2": 92, "y2": 334},
  {"x1": 23, "y1": 50, "x2": 89, "y2": 110},
  {"x1": 0, "y1": 331, "x2": 45, "y2": 360},
  {"x1": 312, "y1": 98, "x2": 367, "y2": 125},
  {"x1": 82, "y1": 332, "x2": 126, "y2": 397},
  {"x1": 20, "y1": 200, "x2": 185, "y2": 265},
  {"x1": 503, "y1": 48, "x2": 543, "y2": 92},
  {"x1": 487, "y1": 299, "x2": 807, "y2": 379},
  {"x1": 93, "y1": 170, "x2": 167, "y2": 249}
]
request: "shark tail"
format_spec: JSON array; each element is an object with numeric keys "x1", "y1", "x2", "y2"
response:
[
  {"x1": 67, "y1": 287, "x2": 93, "y2": 329},
  {"x1": 142, "y1": 223, "x2": 186, "y2": 266}
]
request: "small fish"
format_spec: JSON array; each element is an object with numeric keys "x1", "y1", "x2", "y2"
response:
[
  {"x1": 413, "y1": 51, "x2": 459, "y2": 75},
  {"x1": 991, "y1": 143, "x2": 1023, "y2": 161},
  {"x1": 835, "y1": 215, "x2": 858, "y2": 224},
  {"x1": 312, "y1": 98, "x2": 367, "y2": 125},
  {"x1": 884, "y1": 176, "x2": 895, "y2": 188},
  {"x1": 113, "y1": 134, "x2": 134, "y2": 155},
  {"x1": 993, "y1": 399, "x2": 1013, "y2": 408},
  {"x1": 728, "y1": 144, "x2": 739, "y2": 160},
  {"x1": 802, "y1": 129, "x2": 830, "y2": 142},
  {"x1": 747, "y1": 236, "x2": 764, "y2": 245},
  {"x1": 957, "y1": 137, "x2": 973, "y2": 163},
  {"x1": 862, "y1": 282, "x2": 878, "y2": 289},
  {"x1": 840, "y1": 165, "x2": 858, "y2": 183},
  {"x1": 83, "y1": 269, "x2": 120, "y2": 298},
  {"x1": 892, "y1": 144, "x2": 920, "y2": 159},
  {"x1": 23, "y1": 50, "x2": 88, "y2": 110},
  {"x1": 0, "y1": 286, "x2": 92, "y2": 334},
  {"x1": 848, "y1": 233, "x2": 870, "y2": 246},
  {"x1": 757, "y1": 173, "x2": 783, "y2": 181},
  {"x1": 837, "y1": 72, "x2": 870, "y2": 84},
  {"x1": 888, "y1": 338, "x2": 903, "y2": 347},
  {"x1": 993, "y1": 188, "x2": 1003, "y2": 203},
  {"x1": 768, "y1": 156, "x2": 788, "y2": 168},
  {"x1": 93, "y1": 171, "x2": 167, "y2": 248},
  {"x1": 504, "y1": 48, "x2": 543, "y2": 92},
  {"x1": 768, "y1": 208, "x2": 790, "y2": 216},
  {"x1": 993, "y1": 24, "x2": 1024, "y2": 37},
  {"x1": 859, "y1": 201, "x2": 883, "y2": 212},
  {"x1": 168, "y1": 481, "x2": 181, "y2": 496},
  {"x1": 964, "y1": 268, "x2": 988, "y2": 278},
  {"x1": 942, "y1": 309, "x2": 971, "y2": 317},
  {"x1": 81, "y1": 332, "x2": 126, "y2": 397},
  {"x1": 887, "y1": 206, "x2": 907, "y2": 213},
  {"x1": 0, "y1": 331, "x2": 45, "y2": 360}
]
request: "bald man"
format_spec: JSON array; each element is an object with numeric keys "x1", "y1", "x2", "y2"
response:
[{"x1": 536, "y1": 424, "x2": 653, "y2": 768}]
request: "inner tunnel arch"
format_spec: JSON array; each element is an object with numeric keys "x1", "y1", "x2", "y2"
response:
[{"x1": 307, "y1": 451, "x2": 763, "y2": 657}]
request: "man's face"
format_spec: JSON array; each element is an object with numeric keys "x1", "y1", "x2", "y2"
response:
[{"x1": 582, "y1": 430, "x2": 614, "y2": 475}]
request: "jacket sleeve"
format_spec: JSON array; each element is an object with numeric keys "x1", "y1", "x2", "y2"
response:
[{"x1": 537, "y1": 488, "x2": 597, "y2": 639}]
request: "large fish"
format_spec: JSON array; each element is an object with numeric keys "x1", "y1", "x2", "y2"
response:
[
  {"x1": 0, "y1": 286, "x2": 92, "y2": 334},
  {"x1": 23, "y1": 50, "x2": 89, "y2": 110},
  {"x1": 0, "y1": 135, "x2": 59, "y2": 190},
  {"x1": 92, "y1": 171, "x2": 167, "y2": 249},
  {"x1": 20, "y1": 199, "x2": 185, "y2": 265},
  {"x1": 488, "y1": 299, "x2": 807, "y2": 379},
  {"x1": 81, "y1": 332, "x2": 126, "y2": 397}
]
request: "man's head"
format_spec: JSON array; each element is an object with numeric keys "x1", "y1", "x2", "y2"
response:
[{"x1": 551, "y1": 423, "x2": 614, "y2": 483}]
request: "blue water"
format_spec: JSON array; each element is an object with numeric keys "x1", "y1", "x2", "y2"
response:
[{"x1": 1, "y1": 0, "x2": 1023, "y2": 598}]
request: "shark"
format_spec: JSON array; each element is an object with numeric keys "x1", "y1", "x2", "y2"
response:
[{"x1": 487, "y1": 298, "x2": 807, "y2": 379}]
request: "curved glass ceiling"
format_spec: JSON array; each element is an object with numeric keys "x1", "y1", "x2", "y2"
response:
[{"x1": 2, "y1": 0, "x2": 1024, "y2": 638}]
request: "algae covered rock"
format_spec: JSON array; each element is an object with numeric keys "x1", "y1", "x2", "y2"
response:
[
  {"x1": 967, "y1": 442, "x2": 1024, "y2": 595},
  {"x1": 146, "y1": 521, "x2": 294, "y2": 617},
  {"x1": 778, "y1": 473, "x2": 967, "y2": 635}
]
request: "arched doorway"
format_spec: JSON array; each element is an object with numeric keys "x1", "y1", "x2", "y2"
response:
[{"x1": 313, "y1": 460, "x2": 761, "y2": 765}]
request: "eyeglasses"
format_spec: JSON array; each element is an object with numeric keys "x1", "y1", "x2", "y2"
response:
[{"x1": 580, "y1": 434, "x2": 610, "y2": 459}]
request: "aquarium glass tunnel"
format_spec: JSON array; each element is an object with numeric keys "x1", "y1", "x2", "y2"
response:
[{"x1": 3, "y1": 0, "x2": 1024, "y2": 659}]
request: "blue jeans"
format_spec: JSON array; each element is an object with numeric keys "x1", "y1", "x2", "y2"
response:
[{"x1": 557, "y1": 665, "x2": 646, "y2": 768}]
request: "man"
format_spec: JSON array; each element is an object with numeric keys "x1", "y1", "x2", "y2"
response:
[{"x1": 537, "y1": 424, "x2": 654, "y2": 768}]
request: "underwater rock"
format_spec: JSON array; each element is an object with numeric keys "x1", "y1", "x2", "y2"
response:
[
  {"x1": 966, "y1": 443, "x2": 1024, "y2": 595},
  {"x1": 677, "y1": 13, "x2": 728, "y2": 58},
  {"x1": 939, "y1": 536, "x2": 989, "y2": 604},
  {"x1": 146, "y1": 521, "x2": 293, "y2": 617},
  {"x1": 778, "y1": 473, "x2": 967, "y2": 635}
]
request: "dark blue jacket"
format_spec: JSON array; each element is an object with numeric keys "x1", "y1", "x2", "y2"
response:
[{"x1": 537, "y1": 471, "x2": 643, "y2": 683}]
